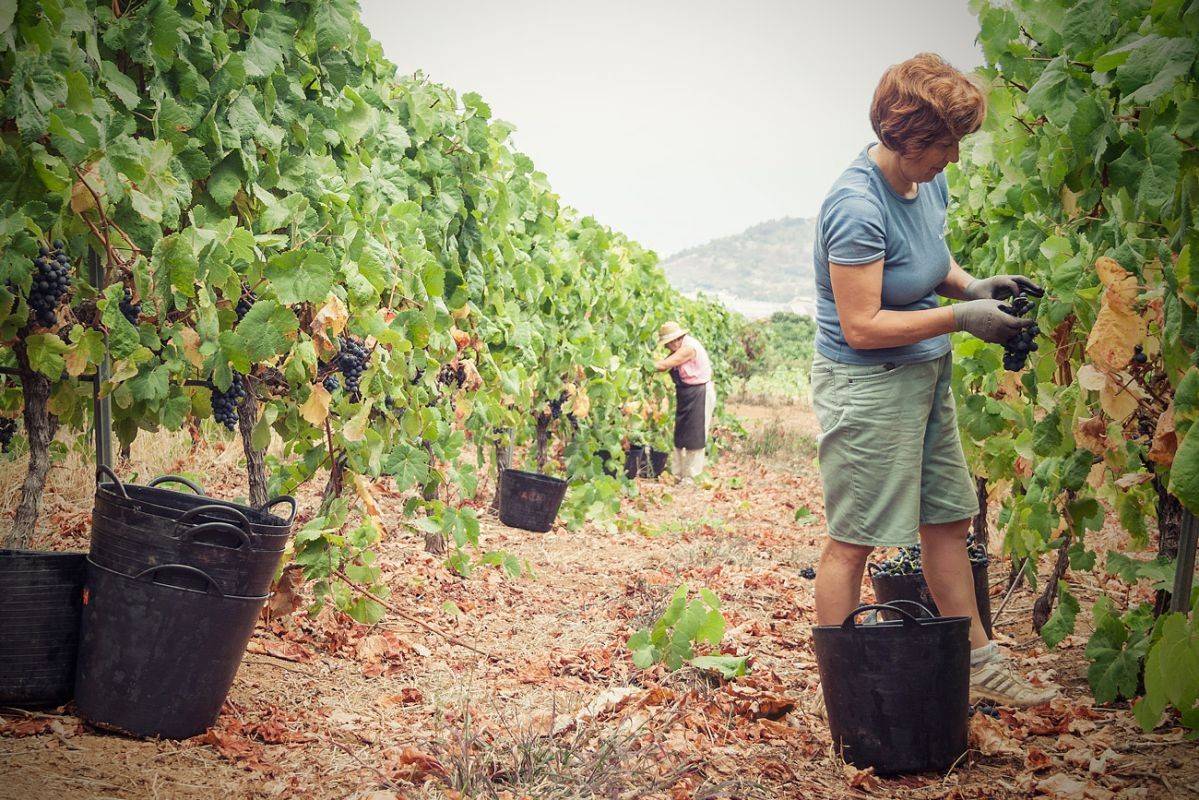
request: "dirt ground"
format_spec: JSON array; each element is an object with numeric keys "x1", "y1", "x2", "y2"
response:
[{"x1": 0, "y1": 404, "x2": 1194, "y2": 800}]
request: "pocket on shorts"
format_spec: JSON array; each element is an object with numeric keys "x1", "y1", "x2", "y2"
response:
[
  {"x1": 810, "y1": 367, "x2": 845, "y2": 432},
  {"x1": 843, "y1": 364, "x2": 909, "y2": 421}
]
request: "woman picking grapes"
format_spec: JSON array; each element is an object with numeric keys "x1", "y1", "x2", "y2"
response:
[
  {"x1": 811, "y1": 53, "x2": 1054, "y2": 708},
  {"x1": 654, "y1": 321, "x2": 716, "y2": 481}
]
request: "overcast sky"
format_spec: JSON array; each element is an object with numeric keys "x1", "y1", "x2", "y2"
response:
[{"x1": 360, "y1": 1, "x2": 985, "y2": 257}]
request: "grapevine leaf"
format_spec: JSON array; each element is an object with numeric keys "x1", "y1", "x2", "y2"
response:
[
  {"x1": 1168, "y1": 423, "x2": 1199, "y2": 516},
  {"x1": 1114, "y1": 35, "x2": 1197, "y2": 104},
  {"x1": 689, "y1": 655, "x2": 749, "y2": 679},
  {"x1": 236, "y1": 299, "x2": 298, "y2": 361},
  {"x1": 265, "y1": 250, "x2": 335, "y2": 305},
  {"x1": 100, "y1": 61, "x2": 140, "y2": 110},
  {"x1": 24, "y1": 334, "x2": 69, "y2": 380},
  {"x1": 101, "y1": 284, "x2": 142, "y2": 360},
  {"x1": 1041, "y1": 582, "x2": 1080, "y2": 648},
  {"x1": 1026, "y1": 56, "x2": 1083, "y2": 127},
  {"x1": 0, "y1": 1, "x2": 14, "y2": 36}
]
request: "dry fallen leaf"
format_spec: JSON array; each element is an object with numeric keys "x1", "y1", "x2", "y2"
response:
[
  {"x1": 971, "y1": 713, "x2": 1022, "y2": 757},
  {"x1": 841, "y1": 763, "x2": 880, "y2": 791},
  {"x1": 1035, "y1": 773, "x2": 1089, "y2": 799}
]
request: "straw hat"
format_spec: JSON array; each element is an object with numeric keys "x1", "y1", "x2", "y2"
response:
[{"x1": 656, "y1": 321, "x2": 687, "y2": 348}]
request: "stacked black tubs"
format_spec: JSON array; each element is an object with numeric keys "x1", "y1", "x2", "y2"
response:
[
  {"x1": 77, "y1": 468, "x2": 295, "y2": 739},
  {"x1": 0, "y1": 549, "x2": 86, "y2": 707}
]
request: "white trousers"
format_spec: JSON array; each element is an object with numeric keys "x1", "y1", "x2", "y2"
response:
[{"x1": 672, "y1": 382, "x2": 716, "y2": 479}]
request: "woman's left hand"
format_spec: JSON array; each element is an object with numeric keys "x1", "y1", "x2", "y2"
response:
[{"x1": 963, "y1": 275, "x2": 1044, "y2": 300}]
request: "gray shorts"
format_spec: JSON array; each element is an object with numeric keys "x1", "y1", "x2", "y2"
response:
[{"x1": 810, "y1": 351, "x2": 979, "y2": 547}]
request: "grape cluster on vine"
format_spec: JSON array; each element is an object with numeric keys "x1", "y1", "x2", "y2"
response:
[
  {"x1": 212, "y1": 373, "x2": 246, "y2": 430},
  {"x1": 1132, "y1": 343, "x2": 1147, "y2": 365},
  {"x1": 27, "y1": 241, "x2": 72, "y2": 328},
  {"x1": 323, "y1": 374, "x2": 339, "y2": 393},
  {"x1": 999, "y1": 293, "x2": 1040, "y2": 372},
  {"x1": 337, "y1": 337, "x2": 369, "y2": 398},
  {"x1": 0, "y1": 418, "x2": 16, "y2": 452},
  {"x1": 119, "y1": 287, "x2": 141, "y2": 325},
  {"x1": 436, "y1": 362, "x2": 466, "y2": 388},
  {"x1": 871, "y1": 534, "x2": 989, "y2": 577},
  {"x1": 235, "y1": 288, "x2": 256, "y2": 321}
]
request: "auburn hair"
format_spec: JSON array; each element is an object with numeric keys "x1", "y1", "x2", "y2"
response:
[{"x1": 870, "y1": 53, "x2": 987, "y2": 156}]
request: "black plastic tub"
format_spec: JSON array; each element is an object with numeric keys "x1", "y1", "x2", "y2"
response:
[
  {"x1": 812, "y1": 602, "x2": 970, "y2": 774},
  {"x1": 498, "y1": 469, "x2": 567, "y2": 532},
  {"x1": 95, "y1": 467, "x2": 295, "y2": 549},
  {"x1": 624, "y1": 445, "x2": 668, "y2": 479},
  {"x1": 869, "y1": 560, "x2": 993, "y2": 639},
  {"x1": 75, "y1": 559, "x2": 267, "y2": 740},
  {"x1": 89, "y1": 510, "x2": 283, "y2": 597},
  {"x1": 0, "y1": 549, "x2": 86, "y2": 708}
]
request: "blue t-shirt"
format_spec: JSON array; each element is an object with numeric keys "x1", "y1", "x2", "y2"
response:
[{"x1": 812, "y1": 143, "x2": 953, "y2": 365}]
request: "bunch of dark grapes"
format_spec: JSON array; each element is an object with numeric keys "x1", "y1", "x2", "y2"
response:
[
  {"x1": 0, "y1": 418, "x2": 16, "y2": 452},
  {"x1": 871, "y1": 534, "x2": 989, "y2": 577},
  {"x1": 548, "y1": 396, "x2": 563, "y2": 420},
  {"x1": 411, "y1": 367, "x2": 425, "y2": 385},
  {"x1": 119, "y1": 287, "x2": 141, "y2": 325},
  {"x1": 999, "y1": 293, "x2": 1040, "y2": 372},
  {"x1": 337, "y1": 337, "x2": 368, "y2": 397},
  {"x1": 235, "y1": 288, "x2": 256, "y2": 321},
  {"x1": 27, "y1": 241, "x2": 72, "y2": 328},
  {"x1": 212, "y1": 373, "x2": 246, "y2": 430},
  {"x1": 436, "y1": 362, "x2": 462, "y2": 388},
  {"x1": 1132, "y1": 343, "x2": 1148, "y2": 365},
  {"x1": 323, "y1": 374, "x2": 340, "y2": 392}
]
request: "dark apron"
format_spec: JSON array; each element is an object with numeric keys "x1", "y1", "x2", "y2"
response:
[{"x1": 671, "y1": 369, "x2": 708, "y2": 450}]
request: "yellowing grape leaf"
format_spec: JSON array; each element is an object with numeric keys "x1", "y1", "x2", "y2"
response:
[
  {"x1": 70, "y1": 163, "x2": 105, "y2": 213},
  {"x1": 1074, "y1": 415, "x2": 1109, "y2": 454},
  {"x1": 310, "y1": 294, "x2": 348, "y2": 358},
  {"x1": 1086, "y1": 302, "x2": 1144, "y2": 373},
  {"x1": 1149, "y1": 403, "x2": 1177, "y2": 466},
  {"x1": 1076, "y1": 364, "x2": 1107, "y2": 391},
  {"x1": 300, "y1": 384, "x2": 331, "y2": 427},
  {"x1": 353, "y1": 474, "x2": 382, "y2": 523},
  {"x1": 343, "y1": 399, "x2": 373, "y2": 442},
  {"x1": 568, "y1": 391, "x2": 591, "y2": 419},
  {"x1": 1094, "y1": 256, "x2": 1138, "y2": 314},
  {"x1": 177, "y1": 326, "x2": 204, "y2": 369},
  {"x1": 450, "y1": 327, "x2": 471, "y2": 351},
  {"x1": 1099, "y1": 374, "x2": 1140, "y2": 420}
]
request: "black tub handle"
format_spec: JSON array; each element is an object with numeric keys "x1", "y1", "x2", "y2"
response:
[
  {"x1": 148, "y1": 475, "x2": 205, "y2": 495},
  {"x1": 260, "y1": 495, "x2": 297, "y2": 524},
  {"x1": 134, "y1": 564, "x2": 225, "y2": 596},
  {"x1": 96, "y1": 465, "x2": 129, "y2": 498},
  {"x1": 878, "y1": 599, "x2": 935, "y2": 619},
  {"x1": 174, "y1": 504, "x2": 253, "y2": 537},
  {"x1": 178, "y1": 521, "x2": 252, "y2": 550},
  {"x1": 866, "y1": 562, "x2": 881, "y2": 577},
  {"x1": 841, "y1": 603, "x2": 923, "y2": 630}
]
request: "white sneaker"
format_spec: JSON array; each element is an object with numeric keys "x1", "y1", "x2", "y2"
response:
[{"x1": 970, "y1": 659, "x2": 1057, "y2": 708}]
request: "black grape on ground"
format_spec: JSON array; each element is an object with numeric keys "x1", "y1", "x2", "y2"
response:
[
  {"x1": 26, "y1": 242, "x2": 72, "y2": 328},
  {"x1": 212, "y1": 373, "x2": 246, "y2": 431},
  {"x1": 0, "y1": 418, "x2": 16, "y2": 452}
]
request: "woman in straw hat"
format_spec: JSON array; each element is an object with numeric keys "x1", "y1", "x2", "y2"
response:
[
  {"x1": 811, "y1": 53, "x2": 1054, "y2": 707},
  {"x1": 654, "y1": 321, "x2": 716, "y2": 480}
]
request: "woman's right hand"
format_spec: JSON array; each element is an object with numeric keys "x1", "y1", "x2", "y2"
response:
[{"x1": 951, "y1": 299, "x2": 1034, "y2": 344}]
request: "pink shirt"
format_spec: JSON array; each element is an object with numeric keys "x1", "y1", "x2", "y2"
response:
[{"x1": 676, "y1": 335, "x2": 712, "y2": 385}]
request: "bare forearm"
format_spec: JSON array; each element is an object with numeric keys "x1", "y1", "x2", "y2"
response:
[
  {"x1": 936, "y1": 259, "x2": 975, "y2": 301},
  {"x1": 842, "y1": 306, "x2": 957, "y2": 350}
]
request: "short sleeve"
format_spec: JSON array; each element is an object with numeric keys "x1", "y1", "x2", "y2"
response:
[{"x1": 823, "y1": 195, "x2": 886, "y2": 266}]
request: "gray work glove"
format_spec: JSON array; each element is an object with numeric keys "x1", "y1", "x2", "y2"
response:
[
  {"x1": 952, "y1": 299, "x2": 1034, "y2": 344},
  {"x1": 962, "y1": 274, "x2": 1044, "y2": 301}
]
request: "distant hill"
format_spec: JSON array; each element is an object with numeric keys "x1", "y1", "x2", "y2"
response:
[{"x1": 659, "y1": 217, "x2": 817, "y2": 319}]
